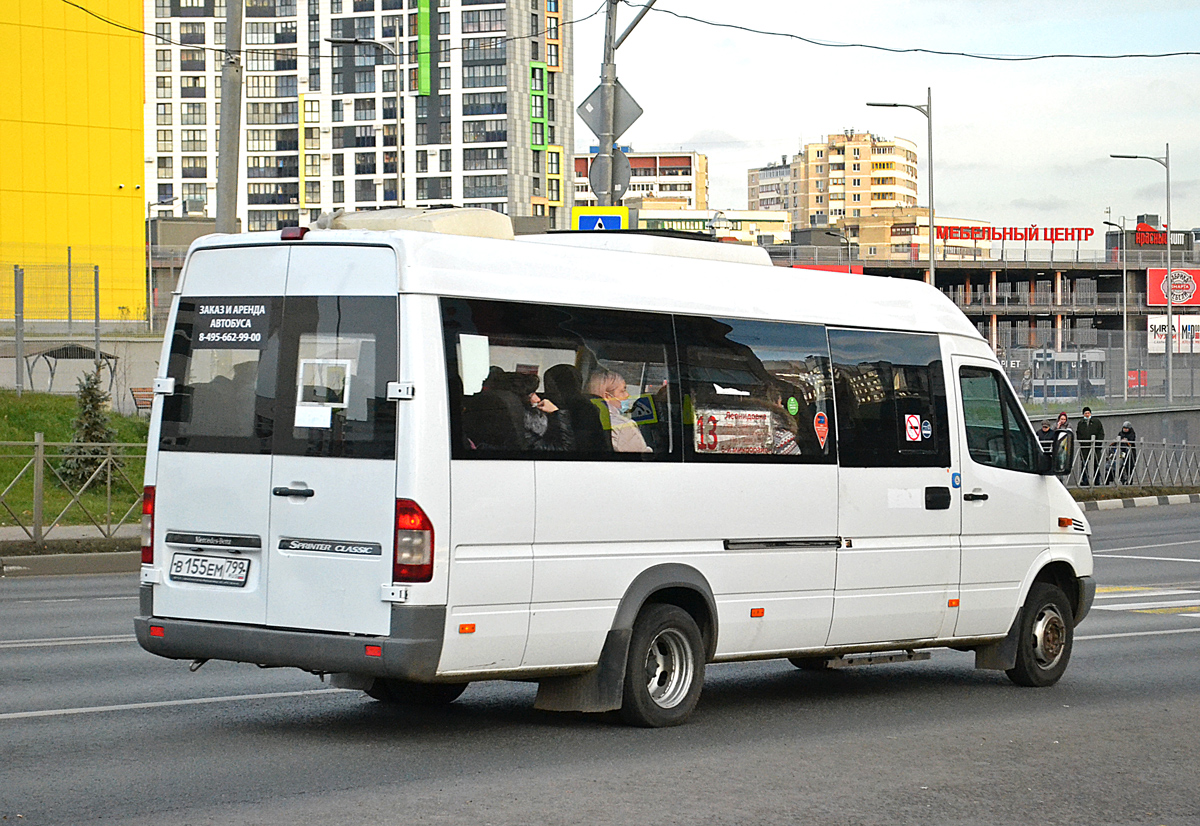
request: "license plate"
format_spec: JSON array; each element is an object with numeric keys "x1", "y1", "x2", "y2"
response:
[{"x1": 169, "y1": 553, "x2": 251, "y2": 587}]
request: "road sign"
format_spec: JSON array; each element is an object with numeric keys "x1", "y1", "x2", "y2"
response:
[
  {"x1": 573, "y1": 206, "x2": 630, "y2": 231},
  {"x1": 577, "y1": 81, "x2": 643, "y2": 141},
  {"x1": 587, "y1": 150, "x2": 631, "y2": 203}
]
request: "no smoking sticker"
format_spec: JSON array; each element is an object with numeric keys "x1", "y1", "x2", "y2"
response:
[{"x1": 905, "y1": 414, "x2": 922, "y2": 442}]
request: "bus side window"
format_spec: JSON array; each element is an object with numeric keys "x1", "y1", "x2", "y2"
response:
[
  {"x1": 676, "y1": 315, "x2": 836, "y2": 463},
  {"x1": 828, "y1": 329, "x2": 950, "y2": 468},
  {"x1": 440, "y1": 298, "x2": 679, "y2": 461}
]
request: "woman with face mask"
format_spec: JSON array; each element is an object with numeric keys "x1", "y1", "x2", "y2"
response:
[{"x1": 585, "y1": 367, "x2": 652, "y2": 453}]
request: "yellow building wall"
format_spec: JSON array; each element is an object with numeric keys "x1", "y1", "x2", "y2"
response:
[{"x1": 0, "y1": 0, "x2": 145, "y2": 322}]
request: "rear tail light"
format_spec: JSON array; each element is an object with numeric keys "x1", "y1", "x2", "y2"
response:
[
  {"x1": 141, "y1": 486, "x2": 155, "y2": 565},
  {"x1": 393, "y1": 499, "x2": 433, "y2": 583}
]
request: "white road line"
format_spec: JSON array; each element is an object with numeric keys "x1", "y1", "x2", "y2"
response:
[
  {"x1": 1092, "y1": 599, "x2": 1200, "y2": 611},
  {"x1": 1078, "y1": 627, "x2": 1200, "y2": 641},
  {"x1": 0, "y1": 688, "x2": 350, "y2": 721},
  {"x1": 1093, "y1": 539, "x2": 1200, "y2": 553},
  {"x1": 0, "y1": 635, "x2": 137, "y2": 649},
  {"x1": 1093, "y1": 554, "x2": 1200, "y2": 564}
]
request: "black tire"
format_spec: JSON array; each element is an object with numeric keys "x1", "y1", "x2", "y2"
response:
[
  {"x1": 619, "y1": 604, "x2": 705, "y2": 728},
  {"x1": 1006, "y1": 582, "x2": 1074, "y2": 687},
  {"x1": 365, "y1": 678, "x2": 468, "y2": 706}
]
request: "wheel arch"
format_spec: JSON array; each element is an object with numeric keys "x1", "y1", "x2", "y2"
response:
[{"x1": 533, "y1": 563, "x2": 718, "y2": 714}]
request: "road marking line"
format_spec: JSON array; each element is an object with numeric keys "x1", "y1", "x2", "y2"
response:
[
  {"x1": 1078, "y1": 627, "x2": 1200, "y2": 641},
  {"x1": 0, "y1": 635, "x2": 138, "y2": 649},
  {"x1": 1093, "y1": 539, "x2": 1200, "y2": 553},
  {"x1": 0, "y1": 688, "x2": 350, "y2": 721},
  {"x1": 1132, "y1": 606, "x2": 1200, "y2": 615},
  {"x1": 1093, "y1": 599, "x2": 1200, "y2": 611},
  {"x1": 1093, "y1": 554, "x2": 1200, "y2": 564},
  {"x1": 1096, "y1": 588, "x2": 1200, "y2": 598}
]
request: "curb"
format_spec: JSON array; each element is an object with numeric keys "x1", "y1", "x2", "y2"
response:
[
  {"x1": 1, "y1": 551, "x2": 141, "y2": 578},
  {"x1": 1080, "y1": 493, "x2": 1200, "y2": 512}
]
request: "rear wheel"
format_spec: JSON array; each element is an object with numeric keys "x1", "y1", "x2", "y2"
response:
[
  {"x1": 366, "y1": 679, "x2": 468, "y2": 706},
  {"x1": 1006, "y1": 582, "x2": 1074, "y2": 687},
  {"x1": 619, "y1": 604, "x2": 705, "y2": 728}
]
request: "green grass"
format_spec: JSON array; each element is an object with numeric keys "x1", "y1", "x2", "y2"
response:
[{"x1": 0, "y1": 388, "x2": 149, "y2": 531}]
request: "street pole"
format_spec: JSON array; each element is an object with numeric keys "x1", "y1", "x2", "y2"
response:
[
  {"x1": 1111, "y1": 145, "x2": 1172, "y2": 403},
  {"x1": 216, "y1": 0, "x2": 243, "y2": 234},
  {"x1": 1105, "y1": 218, "x2": 1128, "y2": 402},
  {"x1": 146, "y1": 197, "x2": 176, "y2": 332},
  {"x1": 867, "y1": 88, "x2": 934, "y2": 288},
  {"x1": 597, "y1": 0, "x2": 619, "y2": 207}
]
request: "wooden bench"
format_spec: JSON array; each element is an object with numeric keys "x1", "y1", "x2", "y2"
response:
[{"x1": 130, "y1": 387, "x2": 154, "y2": 415}]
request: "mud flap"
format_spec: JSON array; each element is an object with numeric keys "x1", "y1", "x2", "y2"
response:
[
  {"x1": 974, "y1": 615, "x2": 1020, "y2": 671},
  {"x1": 534, "y1": 628, "x2": 630, "y2": 713}
]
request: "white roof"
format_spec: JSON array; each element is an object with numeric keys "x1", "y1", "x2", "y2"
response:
[{"x1": 185, "y1": 227, "x2": 982, "y2": 339}]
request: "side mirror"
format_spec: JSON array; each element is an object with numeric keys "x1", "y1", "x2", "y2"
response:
[{"x1": 1046, "y1": 429, "x2": 1074, "y2": 476}]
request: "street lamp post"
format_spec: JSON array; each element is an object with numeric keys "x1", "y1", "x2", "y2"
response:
[
  {"x1": 868, "y1": 87, "x2": 934, "y2": 289},
  {"x1": 1112, "y1": 145, "x2": 1172, "y2": 403},
  {"x1": 1103, "y1": 218, "x2": 1128, "y2": 402},
  {"x1": 327, "y1": 34, "x2": 402, "y2": 205},
  {"x1": 146, "y1": 196, "x2": 176, "y2": 332},
  {"x1": 825, "y1": 230, "x2": 852, "y2": 274}
]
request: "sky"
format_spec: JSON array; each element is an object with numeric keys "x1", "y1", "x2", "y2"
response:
[{"x1": 569, "y1": 0, "x2": 1200, "y2": 245}]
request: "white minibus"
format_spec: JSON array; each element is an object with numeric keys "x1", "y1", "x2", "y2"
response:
[{"x1": 135, "y1": 208, "x2": 1094, "y2": 727}]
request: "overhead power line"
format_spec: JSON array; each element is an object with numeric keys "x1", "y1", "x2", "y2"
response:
[{"x1": 624, "y1": 0, "x2": 1200, "y2": 62}]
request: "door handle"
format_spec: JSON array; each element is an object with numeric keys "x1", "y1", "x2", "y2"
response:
[
  {"x1": 273, "y1": 486, "x2": 315, "y2": 498},
  {"x1": 963, "y1": 492, "x2": 989, "y2": 502}
]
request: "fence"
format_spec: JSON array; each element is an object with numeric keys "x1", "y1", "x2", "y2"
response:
[
  {"x1": 0, "y1": 435, "x2": 146, "y2": 541},
  {"x1": 1065, "y1": 440, "x2": 1200, "y2": 490}
]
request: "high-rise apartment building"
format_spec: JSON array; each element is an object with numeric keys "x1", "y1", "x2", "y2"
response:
[
  {"x1": 145, "y1": 0, "x2": 573, "y2": 231},
  {"x1": 574, "y1": 149, "x2": 708, "y2": 210},
  {"x1": 748, "y1": 131, "x2": 918, "y2": 229}
]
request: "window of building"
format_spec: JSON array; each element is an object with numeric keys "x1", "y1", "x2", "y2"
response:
[
  {"x1": 156, "y1": 103, "x2": 172, "y2": 125},
  {"x1": 181, "y1": 156, "x2": 207, "y2": 177},
  {"x1": 439, "y1": 148, "x2": 452, "y2": 172},
  {"x1": 463, "y1": 174, "x2": 506, "y2": 198},
  {"x1": 305, "y1": 180, "x2": 321, "y2": 203},
  {"x1": 181, "y1": 102, "x2": 205, "y2": 125},
  {"x1": 180, "y1": 49, "x2": 206, "y2": 70},
  {"x1": 181, "y1": 129, "x2": 206, "y2": 152},
  {"x1": 155, "y1": 22, "x2": 171, "y2": 43},
  {"x1": 828, "y1": 329, "x2": 949, "y2": 468},
  {"x1": 333, "y1": 179, "x2": 344, "y2": 202},
  {"x1": 181, "y1": 76, "x2": 206, "y2": 97},
  {"x1": 157, "y1": 183, "x2": 173, "y2": 202},
  {"x1": 463, "y1": 119, "x2": 506, "y2": 143},
  {"x1": 382, "y1": 70, "x2": 397, "y2": 93},
  {"x1": 156, "y1": 130, "x2": 173, "y2": 152},
  {"x1": 157, "y1": 157, "x2": 173, "y2": 178},
  {"x1": 354, "y1": 98, "x2": 376, "y2": 121},
  {"x1": 305, "y1": 153, "x2": 320, "y2": 176},
  {"x1": 332, "y1": 154, "x2": 344, "y2": 175},
  {"x1": 156, "y1": 50, "x2": 171, "y2": 72},
  {"x1": 355, "y1": 152, "x2": 376, "y2": 174},
  {"x1": 441, "y1": 298, "x2": 677, "y2": 460},
  {"x1": 462, "y1": 9, "x2": 506, "y2": 32},
  {"x1": 531, "y1": 66, "x2": 543, "y2": 91},
  {"x1": 155, "y1": 0, "x2": 169, "y2": 17},
  {"x1": 156, "y1": 77, "x2": 172, "y2": 99},
  {"x1": 355, "y1": 179, "x2": 376, "y2": 201},
  {"x1": 332, "y1": 99, "x2": 343, "y2": 122}
]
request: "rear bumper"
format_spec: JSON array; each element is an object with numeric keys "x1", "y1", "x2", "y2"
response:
[{"x1": 134, "y1": 587, "x2": 446, "y2": 681}]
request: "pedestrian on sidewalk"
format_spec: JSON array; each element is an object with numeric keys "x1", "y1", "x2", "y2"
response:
[{"x1": 1077, "y1": 406, "x2": 1104, "y2": 486}]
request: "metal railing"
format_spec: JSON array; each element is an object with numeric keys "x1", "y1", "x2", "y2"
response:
[
  {"x1": 1066, "y1": 440, "x2": 1200, "y2": 489},
  {"x1": 0, "y1": 435, "x2": 146, "y2": 541}
]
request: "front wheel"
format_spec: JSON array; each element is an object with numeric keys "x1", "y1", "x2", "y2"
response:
[
  {"x1": 619, "y1": 604, "x2": 705, "y2": 727},
  {"x1": 365, "y1": 679, "x2": 468, "y2": 706},
  {"x1": 1006, "y1": 582, "x2": 1074, "y2": 687}
]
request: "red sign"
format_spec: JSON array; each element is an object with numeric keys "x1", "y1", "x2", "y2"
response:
[
  {"x1": 1135, "y1": 222, "x2": 1168, "y2": 246},
  {"x1": 935, "y1": 225, "x2": 1094, "y2": 242},
  {"x1": 813, "y1": 411, "x2": 829, "y2": 449},
  {"x1": 1147, "y1": 269, "x2": 1200, "y2": 306},
  {"x1": 1127, "y1": 370, "x2": 1147, "y2": 389}
]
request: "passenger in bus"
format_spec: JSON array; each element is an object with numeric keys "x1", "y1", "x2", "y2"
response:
[
  {"x1": 543, "y1": 364, "x2": 611, "y2": 453},
  {"x1": 483, "y1": 368, "x2": 574, "y2": 452},
  {"x1": 585, "y1": 368, "x2": 652, "y2": 453}
]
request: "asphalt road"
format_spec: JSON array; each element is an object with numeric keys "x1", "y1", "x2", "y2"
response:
[{"x1": 2, "y1": 505, "x2": 1199, "y2": 826}]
